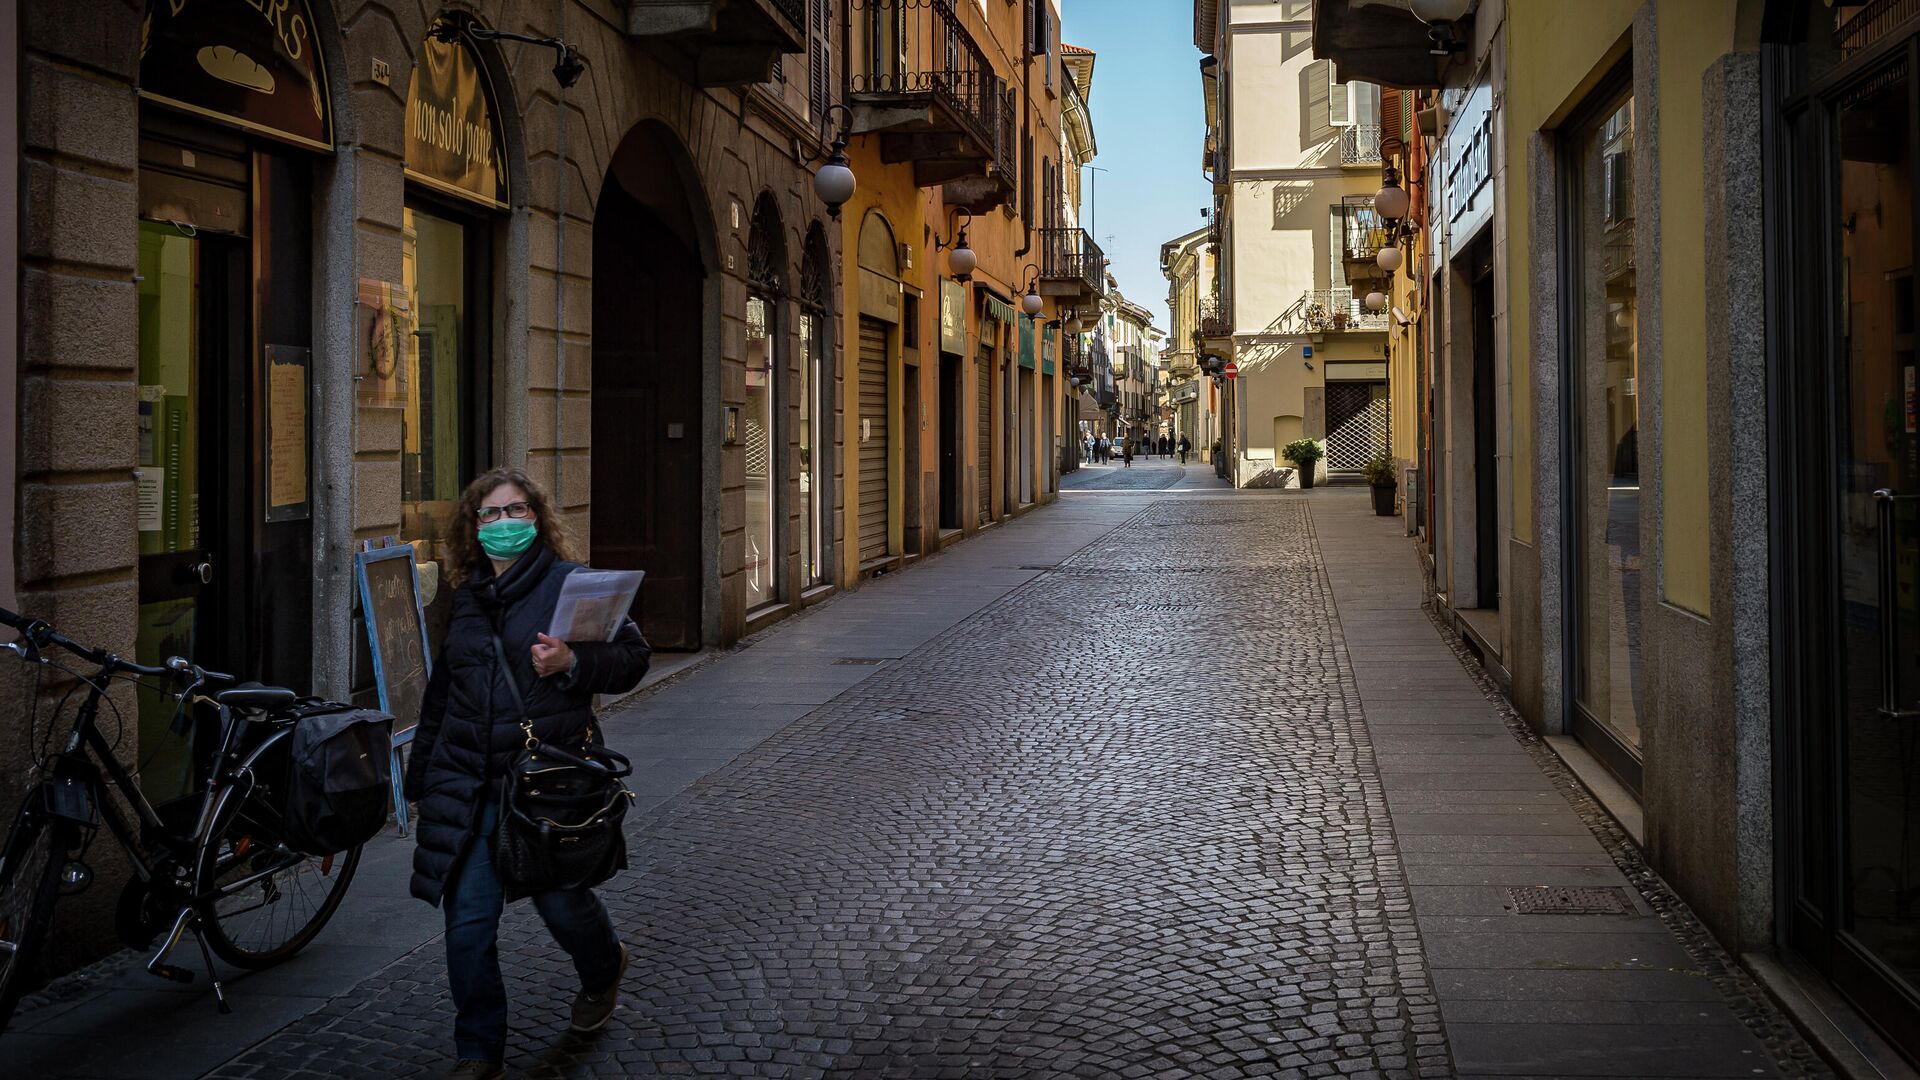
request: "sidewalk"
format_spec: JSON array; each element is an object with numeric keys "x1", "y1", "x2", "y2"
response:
[{"x1": 1311, "y1": 488, "x2": 1825, "y2": 1078}]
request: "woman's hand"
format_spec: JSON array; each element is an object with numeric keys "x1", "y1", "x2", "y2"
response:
[{"x1": 531, "y1": 633, "x2": 573, "y2": 678}]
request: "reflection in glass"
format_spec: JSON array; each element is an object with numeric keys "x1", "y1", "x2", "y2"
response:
[
  {"x1": 1574, "y1": 94, "x2": 1643, "y2": 751},
  {"x1": 1834, "y1": 65, "x2": 1920, "y2": 998},
  {"x1": 402, "y1": 206, "x2": 469, "y2": 655},
  {"x1": 746, "y1": 294, "x2": 777, "y2": 607}
]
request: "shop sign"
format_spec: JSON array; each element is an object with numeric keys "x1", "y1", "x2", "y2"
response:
[
  {"x1": 1171, "y1": 381, "x2": 1199, "y2": 404},
  {"x1": 406, "y1": 35, "x2": 509, "y2": 209},
  {"x1": 940, "y1": 278, "x2": 968, "y2": 354},
  {"x1": 1326, "y1": 361, "x2": 1387, "y2": 382},
  {"x1": 1444, "y1": 75, "x2": 1493, "y2": 248},
  {"x1": 139, "y1": 0, "x2": 334, "y2": 151}
]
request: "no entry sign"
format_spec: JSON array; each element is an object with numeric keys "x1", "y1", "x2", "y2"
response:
[{"x1": 1224, "y1": 362, "x2": 1239, "y2": 379}]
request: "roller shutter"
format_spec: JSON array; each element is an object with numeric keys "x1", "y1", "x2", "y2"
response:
[{"x1": 858, "y1": 317, "x2": 890, "y2": 562}]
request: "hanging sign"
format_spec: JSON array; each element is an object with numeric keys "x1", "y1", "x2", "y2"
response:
[
  {"x1": 940, "y1": 278, "x2": 968, "y2": 355},
  {"x1": 405, "y1": 34, "x2": 509, "y2": 209},
  {"x1": 139, "y1": 0, "x2": 333, "y2": 151}
]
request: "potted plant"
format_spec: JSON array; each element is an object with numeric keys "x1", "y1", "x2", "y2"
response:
[
  {"x1": 1361, "y1": 452, "x2": 1398, "y2": 516},
  {"x1": 1282, "y1": 438, "x2": 1324, "y2": 490}
]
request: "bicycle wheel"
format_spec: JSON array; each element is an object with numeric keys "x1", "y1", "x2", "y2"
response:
[
  {"x1": 0, "y1": 801, "x2": 69, "y2": 1032},
  {"x1": 194, "y1": 732, "x2": 361, "y2": 969}
]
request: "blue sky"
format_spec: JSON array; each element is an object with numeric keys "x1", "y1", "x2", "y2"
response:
[{"x1": 1061, "y1": 0, "x2": 1208, "y2": 335}]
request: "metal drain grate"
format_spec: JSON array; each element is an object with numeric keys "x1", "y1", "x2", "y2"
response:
[
  {"x1": 1504, "y1": 886, "x2": 1637, "y2": 915},
  {"x1": 832, "y1": 658, "x2": 889, "y2": 666}
]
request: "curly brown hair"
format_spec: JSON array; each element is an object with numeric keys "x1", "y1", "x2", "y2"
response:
[{"x1": 444, "y1": 466, "x2": 581, "y2": 587}]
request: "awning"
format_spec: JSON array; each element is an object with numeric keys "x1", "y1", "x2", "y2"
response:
[{"x1": 978, "y1": 284, "x2": 1018, "y2": 326}]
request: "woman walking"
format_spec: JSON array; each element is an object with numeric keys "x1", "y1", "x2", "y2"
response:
[{"x1": 404, "y1": 466, "x2": 652, "y2": 1080}]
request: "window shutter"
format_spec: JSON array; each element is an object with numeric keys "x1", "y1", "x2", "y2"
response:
[
  {"x1": 1328, "y1": 62, "x2": 1351, "y2": 127},
  {"x1": 1302, "y1": 59, "x2": 1332, "y2": 141},
  {"x1": 810, "y1": 0, "x2": 833, "y2": 120}
]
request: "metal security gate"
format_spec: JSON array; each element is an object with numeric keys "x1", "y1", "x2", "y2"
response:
[
  {"x1": 976, "y1": 340, "x2": 993, "y2": 525},
  {"x1": 1325, "y1": 381, "x2": 1389, "y2": 471},
  {"x1": 858, "y1": 317, "x2": 889, "y2": 563}
]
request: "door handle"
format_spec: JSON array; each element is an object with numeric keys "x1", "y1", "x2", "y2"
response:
[
  {"x1": 186, "y1": 559, "x2": 214, "y2": 585},
  {"x1": 1871, "y1": 489, "x2": 1920, "y2": 721}
]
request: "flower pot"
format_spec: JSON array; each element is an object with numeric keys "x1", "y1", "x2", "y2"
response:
[
  {"x1": 1291, "y1": 460, "x2": 1316, "y2": 489},
  {"x1": 1371, "y1": 481, "x2": 1397, "y2": 516}
]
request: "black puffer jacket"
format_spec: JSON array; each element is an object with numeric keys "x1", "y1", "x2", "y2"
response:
[{"x1": 403, "y1": 544, "x2": 651, "y2": 905}]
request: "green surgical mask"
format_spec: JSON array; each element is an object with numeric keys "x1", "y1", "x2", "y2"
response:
[{"x1": 478, "y1": 518, "x2": 538, "y2": 560}]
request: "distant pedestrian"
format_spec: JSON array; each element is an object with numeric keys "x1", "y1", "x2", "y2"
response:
[
  {"x1": 1122, "y1": 437, "x2": 1134, "y2": 466},
  {"x1": 1159, "y1": 436, "x2": 1172, "y2": 457},
  {"x1": 1179, "y1": 436, "x2": 1191, "y2": 464},
  {"x1": 1141, "y1": 436, "x2": 1152, "y2": 461},
  {"x1": 1096, "y1": 436, "x2": 1109, "y2": 462},
  {"x1": 406, "y1": 467, "x2": 653, "y2": 1080}
]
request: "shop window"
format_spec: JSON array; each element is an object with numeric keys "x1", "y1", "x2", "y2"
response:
[
  {"x1": 746, "y1": 196, "x2": 786, "y2": 609},
  {"x1": 401, "y1": 203, "x2": 490, "y2": 652},
  {"x1": 1568, "y1": 86, "x2": 1643, "y2": 765}
]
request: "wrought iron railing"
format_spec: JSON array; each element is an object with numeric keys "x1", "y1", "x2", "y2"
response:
[
  {"x1": 764, "y1": 0, "x2": 805, "y2": 28},
  {"x1": 850, "y1": 0, "x2": 997, "y2": 154},
  {"x1": 1198, "y1": 297, "x2": 1231, "y2": 339},
  {"x1": 991, "y1": 83, "x2": 1018, "y2": 187},
  {"x1": 1287, "y1": 288, "x2": 1389, "y2": 333},
  {"x1": 1340, "y1": 123, "x2": 1382, "y2": 166},
  {"x1": 1040, "y1": 227, "x2": 1105, "y2": 297},
  {"x1": 1339, "y1": 195, "x2": 1388, "y2": 263}
]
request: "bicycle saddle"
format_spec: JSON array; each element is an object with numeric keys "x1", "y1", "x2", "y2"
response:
[{"x1": 216, "y1": 683, "x2": 298, "y2": 711}]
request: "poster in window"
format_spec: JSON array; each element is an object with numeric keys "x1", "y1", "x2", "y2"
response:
[
  {"x1": 265, "y1": 345, "x2": 311, "y2": 522},
  {"x1": 138, "y1": 0, "x2": 332, "y2": 151},
  {"x1": 357, "y1": 279, "x2": 412, "y2": 406}
]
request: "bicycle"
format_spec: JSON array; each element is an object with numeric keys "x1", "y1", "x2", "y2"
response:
[{"x1": 0, "y1": 606, "x2": 362, "y2": 1031}]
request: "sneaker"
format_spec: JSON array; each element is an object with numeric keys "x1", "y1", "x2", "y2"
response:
[
  {"x1": 445, "y1": 1062, "x2": 504, "y2": 1080},
  {"x1": 569, "y1": 942, "x2": 631, "y2": 1033}
]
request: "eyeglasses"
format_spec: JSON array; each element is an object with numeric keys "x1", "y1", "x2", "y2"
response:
[{"x1": 476, "y1": 501, "x2": 534, "y2": 524}]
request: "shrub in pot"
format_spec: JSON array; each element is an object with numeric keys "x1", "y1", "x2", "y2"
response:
[
  {"x1": 1361, "y1": 453, "x2": 1398, "y2": 516},
  {"x1": 1282, "y1": 439, "x2": 1324, "y2": 490}
]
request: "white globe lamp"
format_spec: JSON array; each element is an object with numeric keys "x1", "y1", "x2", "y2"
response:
[
  {"x1": 1376, "y1": 244, "x2": 1403, "y2": 273},
  {"x1": 1364, "y1": 290, "x2": 1386, "y2": 312}
]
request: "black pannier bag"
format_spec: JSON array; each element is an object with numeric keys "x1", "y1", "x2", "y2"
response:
[{"x1": 280, "y1": 698, "x2": 395, "y2": 856}]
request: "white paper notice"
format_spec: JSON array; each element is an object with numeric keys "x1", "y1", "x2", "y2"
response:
[
  {"x1": 135, "y1": 467, "x2": 164, "y2": 533},
  {"x1": 547, "y1": 569, "x2": 645, "y2": 642}
]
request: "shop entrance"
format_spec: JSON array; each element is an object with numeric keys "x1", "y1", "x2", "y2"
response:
[
  {"x1": 592, "y1": 128, "x2": 708, "y2": 650},
  {"x1": 1019, "y1": 368, "x2": 1035, "y2": 505},
  {"x1": 1470, "y1": 236, "x2": 1499, "y2": 611},
  {"x1": 1776, "y1": 25, "x2": 1920, "y2": 1062},
  {"x1": 939, "y1": 354, "x2": 962, "y2": 531},
  {"x1": 134, "y1": 126, "x2": 314, "y2": 803}
]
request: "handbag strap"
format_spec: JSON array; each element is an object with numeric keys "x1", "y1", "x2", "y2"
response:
[{"x1": 489, "y1": 628, "x2": 537, "y2": 748}]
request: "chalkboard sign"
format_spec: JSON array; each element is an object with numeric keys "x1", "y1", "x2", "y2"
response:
[{"x1": 356, "y1": 542, "x2": 431, "y2": 732}]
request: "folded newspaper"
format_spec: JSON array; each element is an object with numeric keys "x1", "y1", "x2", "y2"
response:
[{"x1": 547, "y1": 569, "x2": 645, "y2": 642}]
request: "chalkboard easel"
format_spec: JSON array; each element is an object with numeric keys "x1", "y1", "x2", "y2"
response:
[{"x1": 355, "y1": 537, "x2": 429, "y2": 836}]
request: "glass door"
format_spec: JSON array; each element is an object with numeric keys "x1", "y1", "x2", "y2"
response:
[
  {"x1": 1820, "y1": 52, "x2": 1920, "y2": 1060},
  {"x1": 135, "y1": 220, "x2": 243, "y2": 804}
]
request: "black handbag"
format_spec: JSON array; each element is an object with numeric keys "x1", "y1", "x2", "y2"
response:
[{"x1": 490, "y1": 630, "x2": 633, "y2": 896}]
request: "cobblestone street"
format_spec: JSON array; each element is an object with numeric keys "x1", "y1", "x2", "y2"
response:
[{"x1": 2, "y1": 487, "x2": 1822, "y2": 1079}]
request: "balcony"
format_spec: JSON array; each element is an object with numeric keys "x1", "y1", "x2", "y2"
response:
[
  {"x1": 849, "y1": 0, "x2": 1006, "y2": 193},
  {"x1": 1341, "y1": 123, "x2": 1382, "y2": 166},
  {"x1": 626, "y1": 0, "x2": 805, "y2": 86},
  {"x1": 1339, "y1": 195, "x2": 1392, "y2": 289},
  {"x1": 1038, "y1": 227, "x2": 1106, "y2": 306},
  {"x1": 1287, "y1": 288, "x2": 1389, "y2": 334},
  {"x1": 944, "y1": 84, "x2": 1018, "y2": 213}
]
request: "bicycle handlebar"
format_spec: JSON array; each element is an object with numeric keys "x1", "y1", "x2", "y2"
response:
[{"x1": 0, "y1": 605, "x2": 229, "y2": 684}]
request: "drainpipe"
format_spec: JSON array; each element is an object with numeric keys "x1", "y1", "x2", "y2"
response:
[
  {"x1": 551, "y1": 6, "x2": 570, "y2": 502},
  {"x1": 1014, "y1": 2, "x2": 1033, "y2": 260}
]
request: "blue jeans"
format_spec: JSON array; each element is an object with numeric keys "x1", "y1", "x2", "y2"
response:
[{"x1": 442, "y1": 800, "x2": 622, "y2": 1062}]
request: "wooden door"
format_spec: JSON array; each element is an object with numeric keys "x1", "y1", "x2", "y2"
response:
[
  {"x1": 857, "y1": 317, "x2": 890, "y2": 563},
  {"x1": 592, "y1": 183, "x2": 704, "y2": 649}
]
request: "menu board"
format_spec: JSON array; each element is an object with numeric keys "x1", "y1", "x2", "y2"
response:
[{"x1": 356, "y1": 543, "x2": 430, "y2": 730}]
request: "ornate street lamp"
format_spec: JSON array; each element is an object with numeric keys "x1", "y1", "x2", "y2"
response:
[
  {"x1": 811, "y1": 104, "x2": 857, "y2": 219},
  {"x1": 935, "y1": 209, "x2": 976, "y2": 281}
]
